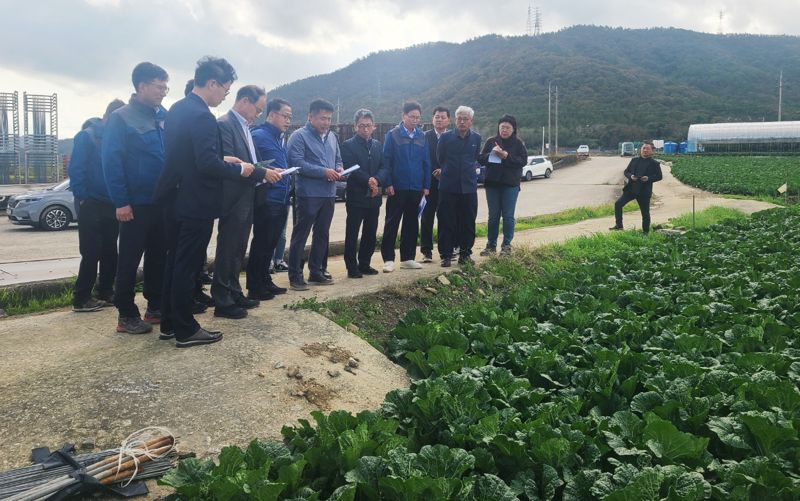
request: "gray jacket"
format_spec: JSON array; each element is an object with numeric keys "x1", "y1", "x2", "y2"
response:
[{"x1": 287, "y1": 122, "x2": 343, "y2": 198}]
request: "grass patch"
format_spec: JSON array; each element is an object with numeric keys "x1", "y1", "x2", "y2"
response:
[
  {"x1": 667, "y1": 206, "x2": 747, "y2": 229},
  {"x1": 0, "y1": 281, "x2": 73, "y2": 316}
]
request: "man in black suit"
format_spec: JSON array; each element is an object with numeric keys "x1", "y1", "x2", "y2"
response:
[
  {"x1": 610, "y1": 142, "x2": 663, "y2": 234},
  {"x1": 420, "y1": 106, "x2": 450, "y2": 262},
  {"x1": 341, "y1": 108, "x2": 389, "y2": 277},
  {"x1": 155, "y1": 57, "x2": 270, "y2": 348},
  {"x1": 212, "y1": 85, "x2": 281, "y2": 319}
]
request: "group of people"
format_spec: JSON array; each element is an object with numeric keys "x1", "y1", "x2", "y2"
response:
[{"x1": 68, "y1": 56, "x2": 661, "y2": 349}]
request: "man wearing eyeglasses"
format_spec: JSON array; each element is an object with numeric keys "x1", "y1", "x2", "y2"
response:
[
  {"x1": 211, "y1": 85, "x2": 281, "y2": 320},
  {"x1": 156, "y1": 57, "x2": 269, "y2": 348},
  {"x1": 341, "y1": 109, "x2": 388, "y2": 278},
  {"x1": 247, "y1": 98, "x2": 294, "y2": 299},
  {"x1": 102, "y1": 62, "x2": 170, "y2": 335},
  {"x1": 380, "y1": 101, "x2": 431, "y2": 273}
]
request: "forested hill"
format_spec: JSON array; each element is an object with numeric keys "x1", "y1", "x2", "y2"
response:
[{"x1": 267, "y1": 26, "x2": 800, "y2": 148}]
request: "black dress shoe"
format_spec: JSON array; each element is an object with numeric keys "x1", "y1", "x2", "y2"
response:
[
  {"x1": 266, "y1": 282, "x2": 287, "y2": 295},
  {"x1": 321, "y1": 270, "x2": 332, "y2": 280},
  {"x1": 308, "y1": 274, "x2": 334, "y2": 285},
  {"x1": 194, "y1": 290, "x2": 214, "y2": 306},
  {"x1": 348, "y1": 270, "x2": 364, "y2": 279},
  {"x1": 192, "y1": 301, "x2": 208, "y2": 314},
  {"x1": 214, "y1": 305, "x2": 248, "y2": 319},
  {"x1": 441, "y1": 258, "x2": 452, "y2": 268},
  {"x1": 175, "y1": 327, "x2": 223, "y2": 348},
  {"x1": 248, "y1": 290, "x2": 275, "y2": 301},
  {"x1": 235, "y1": 296, "x2": 260, "y2": 309},
  {"x1": 359, "y1": 266, "x2": 379, "y2": 275}
]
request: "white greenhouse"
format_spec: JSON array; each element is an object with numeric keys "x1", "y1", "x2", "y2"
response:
[{"x1": 687, "y1": 121, "x2": 800, "y2": 154}]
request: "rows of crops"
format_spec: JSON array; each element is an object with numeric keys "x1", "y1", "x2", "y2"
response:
[
  {"x1": 669, "y1": 156, "x2": 800, "y2": 198},
  {"x1": 161, "y1": 209, "x2": 800, "y2": 500}
]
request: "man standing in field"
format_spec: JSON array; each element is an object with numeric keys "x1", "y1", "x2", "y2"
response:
[{"x1": 610, "y1": 142, "x2": 662, "y2": 233}]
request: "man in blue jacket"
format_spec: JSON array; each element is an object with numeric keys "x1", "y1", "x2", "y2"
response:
[
  {"x1": 155, "y1": 56, "x2": 268, "y2": 348},
  {"x1": 70, "y1": 98, "x2": 124, "y2": 312},
  {"x1": 286, "y1": 99, "x2": 343, "y2": 291},
  {"x1": 247, "y1": 98, "x2": 294, "y2": 298},
  {"x1": 102, "y1": 62, "x2": 169, "y2": 335},
  {"x1": 380, "y1": 101, "x2": 431, "y2": 272},
  {"x1": 341, "y1": 108, "x2": 389, "y2": 278},
  {"x1": 436, "y1": 106, "x2": 481, "y2": 267}
]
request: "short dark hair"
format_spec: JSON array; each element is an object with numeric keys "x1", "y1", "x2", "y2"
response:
[
  {"x1": 131, "y1": 62, "x2": 168, "y2": 91},
  {"x1": 104, "y1": 99, "x2": 125, "y2": 117},
  {"x1": 236, "y1": 85, "x2": 265, "y2": 103},
  {"x1": 183, "y1": 79, "x2": 194, "y2": 96},
  {"x1": 309, "y1": 99, "x2": 334, "y2": 115},
  {"x1": 402, "y1": 101, "x2": 422, "y2": 115},
  {"x1": 266, "y1": 98, "x2": 290, "y2": 115},
  {"x1": 194, "y1": 56, "x2": 237, "y2": 87},
  {"x1": 432, "y1": 106, "x2": 450, "y2": 117},
  {"x1": 353, "y1": 108, "x2": 374, "y2": 123}
]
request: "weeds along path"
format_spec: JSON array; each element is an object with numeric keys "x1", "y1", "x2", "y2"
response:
[{"x1": 0, "y1": 163, "x2": 776, "y2": 470}]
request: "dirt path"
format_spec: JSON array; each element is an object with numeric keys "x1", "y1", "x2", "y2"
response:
[{"x1": 0, "y1": 164, "x2": 776, "y2": 474}]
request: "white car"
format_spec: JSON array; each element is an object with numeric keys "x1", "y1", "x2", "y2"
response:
[
  {"x1": 522, "y1": 156, "x2": 553, "y2": 181},
  {"x1": 577, "y1": 145, "x2": 590, "y2": 157}
]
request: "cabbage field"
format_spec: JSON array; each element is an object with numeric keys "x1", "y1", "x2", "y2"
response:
[
  {"x1": 161, "y1": 209, "x2": 800, "y2": 500},
  {"x1": 669, "y1": 156, "x2": 800, "y2": 199}
]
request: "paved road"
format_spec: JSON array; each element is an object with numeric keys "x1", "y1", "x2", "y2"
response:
[{"x1": 0, "y1": 157, "x2": 627, "y2": 285}]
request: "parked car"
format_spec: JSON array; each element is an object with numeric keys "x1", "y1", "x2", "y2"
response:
[
  {"x1": 577, "y1": 145, "x2": 590, "y2": 157},
  {"x1": 522, "y1": 156, "x2": 553, "y2": 181},
  {"x1": 335, "y1": 180, "x2": 347, "y2": 201},
  {"x1": 6, "y1": 179, "x2": 77, "y2": 230}
]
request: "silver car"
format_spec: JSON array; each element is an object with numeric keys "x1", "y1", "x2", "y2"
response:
[{"x1": 6, "y1": 180, "x2": 78, "y2": 231}]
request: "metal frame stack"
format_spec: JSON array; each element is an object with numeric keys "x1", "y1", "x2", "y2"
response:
[
  {"x1": 0, "y1": 91, "x2": 20, "y2": 184},
  {"x1": 22, "y1": 92, "x2": 59, "y2": 183}
]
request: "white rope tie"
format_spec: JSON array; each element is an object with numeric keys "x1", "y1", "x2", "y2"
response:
[{"x1": 113, "y1": 426, "x2": 175, "y2": 487}]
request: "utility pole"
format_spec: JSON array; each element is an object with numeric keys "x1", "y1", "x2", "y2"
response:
[
  {"x1": 778, "y1": 69, "x2": 783, "y2": 121},
  {"x1": 547, "y1": 81, "x2": 551, "y2": 156},
  {"x1": 336, "y1": 96, "x2": 341, "y2": 124},
  {"x1": 541, "y1": 126, "x2": 545, "y2": 156},
  {"x1": 554, "y1": 85, "x2": 559, "y2": 155}
]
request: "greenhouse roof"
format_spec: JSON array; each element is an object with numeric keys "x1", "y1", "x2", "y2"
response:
[{"x1": 688, "y1": 121, "x2": 800, "y2": 143}]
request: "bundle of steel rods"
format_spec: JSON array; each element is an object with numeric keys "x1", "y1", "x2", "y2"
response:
[{"x1": 0, "y1": 434, "x2": 176, "y2": 500}]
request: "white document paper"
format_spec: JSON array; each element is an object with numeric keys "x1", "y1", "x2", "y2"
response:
[
  {"x1": 417, "y1": 195, "x2": 427, "y2": 218},
  {"x1": 488, "y1": 151, "x2": 502, "y2": 164},
  {"x1": 279, "y1": 166, "x2": 300, "y2": 176},
  {"x1": 341, "y1": 164, "x2": 361, "y2": 176}
]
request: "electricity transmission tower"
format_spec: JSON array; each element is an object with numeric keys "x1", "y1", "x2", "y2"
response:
[
  {"x1": 526, "y1": 2, "x2": 542, "y2": 36},
  {"x1": 717, "y1": 11, "x2": 725, "y2": 35},
  {"x1": 526, "y1": 3, "x2": 533, "y2": 36}
]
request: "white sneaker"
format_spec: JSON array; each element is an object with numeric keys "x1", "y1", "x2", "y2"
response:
[
  {"x1": 400, "y1": 260, "x2": 422, "y2": 269},
  {"x1": 383, "y1": 261, "x2": 395, "y2": 273}
]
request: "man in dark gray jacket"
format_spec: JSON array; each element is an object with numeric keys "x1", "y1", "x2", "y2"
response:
[{"x1": 341, "y1": 109, "x2": 389, "y2": 278}]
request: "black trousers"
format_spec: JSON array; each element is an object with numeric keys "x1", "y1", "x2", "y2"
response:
[
  {"x1": 437, "y1": 191, "x2": 478, "y2": 259},
  {"x1": 211, "y1": 194, "x2": 254, "y2": 308},
  {"x1": 381, "y1": 190, "x2": 422, "y2": 262},
  {"x1": 344, "y1": 205, "x2": 380, "y2": 272},
  {"x1": 162, "y1": 214, "x2": 214, "y2": 339},
  {"x1": 419, "y1": 188, "x2": 439, "y2": 256},
  {"x1": 247, "y1": 203, "x2": 289, "y2": 293},
  {"x1": 114, "y1": 204, "x2": 165, "y2": 318},
  {"x1": 73, "y1": 198, "x2": 118, "y2": 305},
  {"x1": 615, "y1": 191, "x2": 652, "y2": 232},
  {"x1": 288, "y1": 196, "x2": 335, "y2": 282}
]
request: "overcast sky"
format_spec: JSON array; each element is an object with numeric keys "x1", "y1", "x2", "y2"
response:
[{"x1": 2, "y1": 0, "x2": 798, "y2": 137}]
